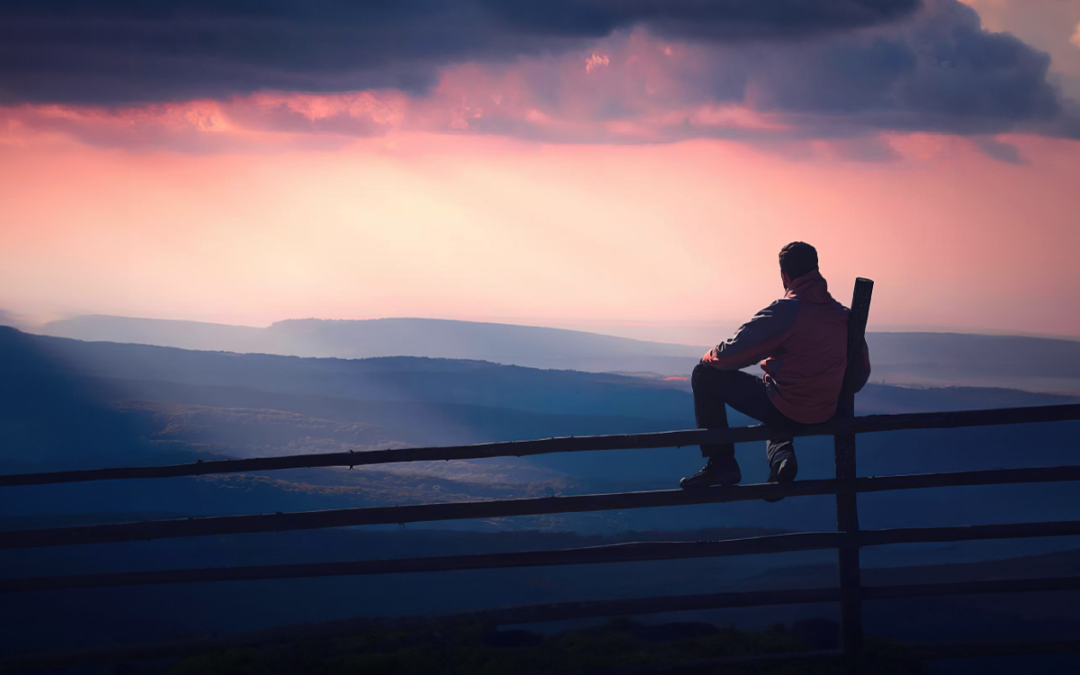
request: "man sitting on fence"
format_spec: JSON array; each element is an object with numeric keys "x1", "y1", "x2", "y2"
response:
[{"x1": 681, "y1": 242, "x2": 871, "y2": 493}]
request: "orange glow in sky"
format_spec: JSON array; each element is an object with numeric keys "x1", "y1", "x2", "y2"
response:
[
  {"x1": 3, "y1": 0, "x2": 1080, "y2": 341},
  {"x1": 2, "y1": 125, "x2": 1079, "y2": 338}
]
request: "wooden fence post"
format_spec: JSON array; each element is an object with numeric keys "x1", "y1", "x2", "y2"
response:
[{"x1": 836, "y1": 278, "x2": 873, "y2": 656}]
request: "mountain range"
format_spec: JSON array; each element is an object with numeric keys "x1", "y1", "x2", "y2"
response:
[{"x1": 36, "y1": 314, "x2": 1080, "y2": 394}]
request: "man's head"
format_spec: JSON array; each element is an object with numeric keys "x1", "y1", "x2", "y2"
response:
[{"x1": 779, "y1": 241, "x2": 818, "y2": 289}]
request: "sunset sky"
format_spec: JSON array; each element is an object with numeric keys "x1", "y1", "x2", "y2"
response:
[{"x1": 2, "y1": 0, "x2": 1079, "y2": 342}]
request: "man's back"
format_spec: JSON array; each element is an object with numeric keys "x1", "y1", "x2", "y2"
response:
[
  {"x1": 759, "y1": 270, "x2": 853, "y2": 424},
  {"x1": 700, "y1": 269, "x2": 870, "y2": 425}
]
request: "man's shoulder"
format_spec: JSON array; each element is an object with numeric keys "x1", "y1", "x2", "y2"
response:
[
  {"x1": 754, "y1": 297, "x2": 803, "y2": 322},
  {"x1": 762, "y1": 296, "x2": 803, "y2": 312}
]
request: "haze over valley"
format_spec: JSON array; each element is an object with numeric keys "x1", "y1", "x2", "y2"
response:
[
  {"x1": 33, "y1": 314, "x2": 1080, "y2": 395},
  {"x1": 3, "y1": 321, "x2": 1080, "y2": 660}
]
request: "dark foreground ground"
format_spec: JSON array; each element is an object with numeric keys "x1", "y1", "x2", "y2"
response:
[{"x1": 11, "y1": 618, "x2": 928, "y2": 675}]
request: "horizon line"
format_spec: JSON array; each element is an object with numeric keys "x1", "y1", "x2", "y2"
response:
[{"x1": 6, "y1": 311, "x2": 1080, "y2": 345}]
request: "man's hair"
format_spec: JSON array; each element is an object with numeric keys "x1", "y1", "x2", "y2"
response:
[{"x1": 779, "y1": 241, "x2": 819, "y2": 280}]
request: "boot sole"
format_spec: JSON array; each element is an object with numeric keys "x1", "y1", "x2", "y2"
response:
[
  {"x1": 764, "y1": 459, "x2": 798, "y2": 502},
  {"x1": 679, "y1": 473, "x2": 742, "y2": 489}
]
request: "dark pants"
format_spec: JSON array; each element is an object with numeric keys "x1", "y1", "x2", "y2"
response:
[{"x1": 691, "y1": 363, "x2": 797, "y2": 468}]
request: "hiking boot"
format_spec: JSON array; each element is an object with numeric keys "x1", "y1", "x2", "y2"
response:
[
  {"x1": 764, "y1": 456, "x2": 798, "y2": 503},
  {"x1": 680, "y1": 456, "x2": 742, "y2": 489}
]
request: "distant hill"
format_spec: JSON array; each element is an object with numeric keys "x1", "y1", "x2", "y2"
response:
[
  {"x1": 42, "y1": 315, "x2": 703, "y2": 375},
  {"x1": 40, "y1": 315, "x2": 1080, "y2": 393},
  {"x1": 867, "y1": 331, "x2": 1080, "y2": 393},
  {"x1": 4, "y1": 325, "x2": 1080, "y2": 531},
  {"x1": 10, "y1": 329, "x2": 693, "y2": 419}
]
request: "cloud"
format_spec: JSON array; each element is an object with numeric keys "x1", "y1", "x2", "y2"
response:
[
  {"x1": 0, "y1": 0, "x2": 919, "y2": 106},
  {"x1": 414, "y1": 0, "x2": 1080, "y2": 144},
  {"x1": 0, "y1": 94, "x2": 403, "y2": 153},
  {"x1": 973, "y1": 136, "x2": 1025, "y2": 163},
  {"x1": 480, "y1": 0, "x2": 921, "y2": 40},
  {"x1": 2, "y1": 0, "x2": 1077, "y2": 154},
  {"x1": 739, "y1": 0, "x2": 1073, "y2": 137},
  {"x1": 1072, "y1": 22, "x2": 1080, "y2": 49}
]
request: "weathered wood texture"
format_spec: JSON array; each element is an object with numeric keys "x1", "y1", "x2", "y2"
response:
[
  {"x1": 834, "y1": 277, "x2": 873, "y2": 654},
  {"x1": 2, "y1": 403, "x2": 1078, "y2": 488},
  {"x1": 861, "y1": 520, "x2": 1080, "y2": 546},
  {"x1": 7, "y1": 465, "x2": 1080, "y2": 550},
  {"x1": 862, "y1": 575, "x2": 1080, "y2": 600},
  {"x1": 7, "y1": 520, "x2": 1080, "y2": 594},
  {"x1": 0, "y1": 532, "x2": 843, "y2": 593}
]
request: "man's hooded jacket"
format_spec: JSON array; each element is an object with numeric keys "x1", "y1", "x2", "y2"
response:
[{"x1": 701, "y1": 270, "x2": 871, "y2": 424}]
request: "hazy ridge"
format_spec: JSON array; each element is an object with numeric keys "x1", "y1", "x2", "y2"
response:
[{"x1": 38, "y1": 314, "x2": 1080, "y2": 394}]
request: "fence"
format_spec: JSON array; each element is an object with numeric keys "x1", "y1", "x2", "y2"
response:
[{"x1": 4, "y1": 278, "x2": 1080, "y2": 671}]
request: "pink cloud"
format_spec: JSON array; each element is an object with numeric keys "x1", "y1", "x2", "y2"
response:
[
  {"x1": 0, "y1": 93, "x2": 410, "y2": 154},
  {"x1": 2, "y1": 1, "x2": 1078, "y2": 157},
  {"x1": 2, "y1": 32, "x2": 774, "y2": 150},
  {"x1": 585, "y1": 54, "x2": 611, "y2": 73}
]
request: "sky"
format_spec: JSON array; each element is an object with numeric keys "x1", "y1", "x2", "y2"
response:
[{"x1": 2, "y1": 0, "x2": 1080, "y2": 342}]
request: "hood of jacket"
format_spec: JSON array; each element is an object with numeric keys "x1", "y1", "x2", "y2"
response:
[{"x1": 785, "y1": 270, "x2": 833, "y2": 305}]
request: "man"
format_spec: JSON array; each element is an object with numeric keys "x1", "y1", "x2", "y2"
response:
[{"x1": 681, "y1": 241, "x2": 871, "y2": 491}]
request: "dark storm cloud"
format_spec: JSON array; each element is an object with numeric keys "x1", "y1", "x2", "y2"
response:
[
  {"x1": 750, "y1": 0, "x2": 1078, "y2": 139},
  {"x1": 426, "y1": 0, "x2": 1079, "y2": 147},
  {"x1": 4, "y1": 0, "x2": 1076, "y2": 151},
  {"x1": 0, "y1": 0, "x2": 920, "y2": 105},
  {"x1": 611, "y1": 0, "x2": 1080, "y2": 142},
  {"x1": 481, "y1": 0, "x2": 921, "y2": 40}
]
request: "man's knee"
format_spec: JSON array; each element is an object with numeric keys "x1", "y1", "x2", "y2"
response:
[
  {"x1": 691, "y1": 363, "x2": 711, "y2": 393},
  {"x1": 692, "y1": 362, "x2": 735, "y2": 394}
]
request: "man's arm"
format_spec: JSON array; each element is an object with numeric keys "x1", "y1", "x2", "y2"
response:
[{"x1": 701, "y1": 300, "x2": 799, "y2": 371}]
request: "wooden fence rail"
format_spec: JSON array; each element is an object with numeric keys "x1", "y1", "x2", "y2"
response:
[
  {"x1": 3, "y1": 403, "x2": 1079, "y2": 488},
  {"x1": 6, "y1": 519, "x2": 1080, "y2": 594},
  {"x1": 6, "y1": 465, "x2": 1080, "y2": 550}
]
